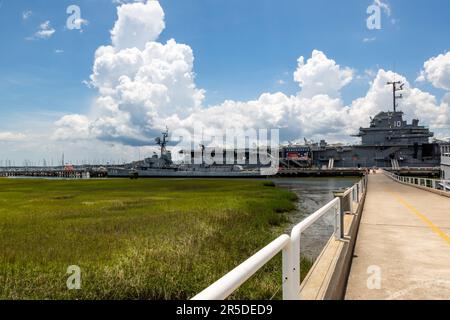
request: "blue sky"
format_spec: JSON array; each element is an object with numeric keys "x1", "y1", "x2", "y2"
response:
[
  {"x1": 1, "y1": 0, "x2": 449, "y2": 115},
  {"x1": 0, "y1": 0, "x2": 449, "y2": 163}
]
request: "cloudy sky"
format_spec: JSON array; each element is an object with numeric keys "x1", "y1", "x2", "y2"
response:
[{"x1": 0, "y1": 0, "x2": 449, "y2": 165}]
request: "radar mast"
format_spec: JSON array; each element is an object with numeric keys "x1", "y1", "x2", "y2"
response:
[
  {"x1": 386, "y1": 81, "x2": 404, "y2": 112},
  {"x1": 155, "y1": 127, "x2": 169, "y2": 155}
]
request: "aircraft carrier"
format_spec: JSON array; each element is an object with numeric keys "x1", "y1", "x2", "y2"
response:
[
  {"x1": 315, "y1": 82, "x2": 441, "y2": 169},
  {"x1": 282, "y1": 81, "x2": 442, "y2": 170},
  {"x1": 310, "y1": 110, "x2": 440, "y2": 169}
]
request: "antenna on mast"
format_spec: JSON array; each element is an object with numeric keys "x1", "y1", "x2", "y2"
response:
[
  {"x1": 155, "y1": 127, "x2": 169, "y2": 155},
  {"x1": 386, "y1": 81, "x2": 404, "y2": 112}
]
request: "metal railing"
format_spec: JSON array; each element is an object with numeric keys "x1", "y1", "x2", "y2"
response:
[
  {"x1": 192, "y1": 176, "x2": 368, "y2": 300},
  {"x1": 383, "y1": 170, "x2": 450, "y2": 192}
]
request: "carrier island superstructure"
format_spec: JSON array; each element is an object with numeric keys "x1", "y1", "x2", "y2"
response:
[{"x1": 309, "y1": 109, "x2": 440, "y2": 169}]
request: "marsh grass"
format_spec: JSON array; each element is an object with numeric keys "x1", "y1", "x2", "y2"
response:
[{"x1": 0, "y1": 178, "x2": 311, "y2": 300}]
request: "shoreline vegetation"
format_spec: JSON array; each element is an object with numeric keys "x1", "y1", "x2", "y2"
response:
[{"x1": 0, "y1": 178, "x2": 311, "y2": 300}]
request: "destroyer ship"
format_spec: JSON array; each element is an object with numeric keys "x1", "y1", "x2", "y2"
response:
[{"x1": 107, "y1": 129, "x2": 264, "y2": 178}]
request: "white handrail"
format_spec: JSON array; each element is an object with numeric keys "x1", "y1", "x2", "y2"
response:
[
  {"x1": 192, "y1": 176, "x2": 368, "y2": 301},
  {"x1": 293, "y1": 198, "x2": 340, "y2": 235},
  {"x1": 192, "y1": 235, "x2": 290, "y2": 300},
  {"x1": 383, "y1": 170, "x2": 450, "y2": 192}
]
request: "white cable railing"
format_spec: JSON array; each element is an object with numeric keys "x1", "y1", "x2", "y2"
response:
[
  {"x1": 383, "y1": 170, "x2": 450, "y2": 192},
  {"x1": 192, "y1": 176, "x2": 368, "y2": 300}
]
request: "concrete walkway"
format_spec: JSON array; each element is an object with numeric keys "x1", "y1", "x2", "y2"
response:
[{"x1": 345, "y1": 172, "x2": 450, "y2": 300}]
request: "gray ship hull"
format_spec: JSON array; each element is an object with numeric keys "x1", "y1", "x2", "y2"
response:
[
  {"x1": 108, "y1": 168, "x2": 262, "y2": 178},
  {"x1": 313, "y1": 144, "x2": 441, "y2": 169}
]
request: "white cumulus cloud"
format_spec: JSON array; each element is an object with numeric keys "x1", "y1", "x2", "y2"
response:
[
  {"x1": 294, "y1": 50, "x2": 354, "y2": 98},
  {"x1": 53, "y1": 0, "x2": 449, "y2": 151},
  {"x1": 55, "y1": 0, "x2": 204, "y2": 146},
  {"x1": 111, "y1": 0, "x2": 165, "y2": 50},
  {"x1": 417, "y1": 51, "x2": 450, "y2": 91}
]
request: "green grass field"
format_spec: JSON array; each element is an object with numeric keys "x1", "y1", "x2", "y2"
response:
[{"x1": 0, "y1": 178, "x2": 310, "y2": 300}]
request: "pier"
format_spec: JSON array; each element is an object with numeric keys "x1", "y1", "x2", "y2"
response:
[
  {"x1": 345, "y1": 171, "x2": 450, "y2": 299},
  {"x1": 193, "y1": 170, "x2": 450, "y2": 300},
  {"x1": 276, "y1": 167, "x2": 440, "y2": 178},
  {"x1": 0, "y1": 166, "x2": 108, "y2": 178}
]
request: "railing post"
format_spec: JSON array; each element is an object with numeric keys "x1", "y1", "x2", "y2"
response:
[
  {"x1": 361, "y1": 177, "x2": 365, "y2": 194},
  {"x1": 352, "y1": 184, "x2": 359, "y2": 213},
  {"x1": 288, "y1": 230, "x2": 301, "y2": 300},
  {"x1": 333, "y1": 191, "x2": 346, "y2": 240},
  {"x1": 357, "y1": 183, "x2": 361, "y2": 202},
  {"x1": 351, "y1": 186, "x2": 355, "y2": 203},
  {"x1": 282, "y1": 241, "x2": 295, "y2": 300},
  {"x1": 335, "y1": 198, "x2": 343, "y2": 240}
]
